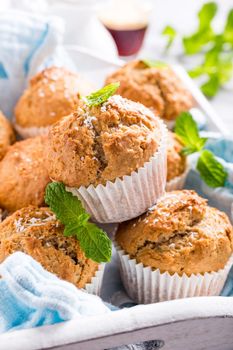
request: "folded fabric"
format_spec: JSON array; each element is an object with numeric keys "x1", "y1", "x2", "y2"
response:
[
  {"x1": 185, "y1": 138, "x2": 233, "y2": 222},
  {"x1": 0, "y1": 10, "x2": 75, "y2": 118},
  {"x1": 0, "y1": 252, "x2": 110, "y2": 334}
]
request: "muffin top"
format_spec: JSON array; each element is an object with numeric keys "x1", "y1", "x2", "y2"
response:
[
  {"x1": 0, "y1": 206, "x2": 98, "y2": 288},
  {"x1": 0, "y1": 136, "x2": 50, "y2": 212},
  {"x1": 45, "y1": 94, "x2": 164, "y2": 187},
  {"x1": 116, "y1": 190, "x2": 233, "y2": 275},
  {"x1": 167, "y1": 132, "x2": 186, "y2": 181},
  {"x1": 0, "y1": 111, "x2": 15, "y2": 160},
  {"x1": 15, "y1": 66, "x2": 93, "y2": 128},
  {"x1": 105, "y1": 60, "x2": 194, "y2": 121}
]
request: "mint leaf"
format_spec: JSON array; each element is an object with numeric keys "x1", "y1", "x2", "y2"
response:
[
  {"x1": 45, "y1": 182, "x2": 112, "y2": 263},
  {"x1": 142, "y1": 59, "x2": 168, "y2": 68},
  {"x1": 162, "y1": 25, "x2": 177, "y2": 50},
  {"x1": 85, "y1": 82, "x2": 120, "y2": 107},
  {"x1": 224, "y1": 9, "x2": 233, "y2": 44},
  {"x1": 174, "y1": 112, "x2": 207, "y2": 154},
  {"x1": 183, "y1": 28, "x2": 214, "y2": 55},
  {"x1": 183, "y1": 2, "x2": 217, "y2": 55},
  {"x1": 201, "y1": 75, "x2": 220, "y2": 97},
  {"x1": 197, "y1": 150, "x2": 227, "y2": 188},
  {"x1": 198, "y1": 2, "x2": 218, "y2": 31}
]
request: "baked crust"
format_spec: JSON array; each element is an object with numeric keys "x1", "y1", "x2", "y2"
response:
[
  {"x1": 106, "y1": 60, "x2": 194, "y2": 121},
  {"x1": 167, "y1": 132, "x2": 186, "y2": 181},
  {"x1": 0, "y1": 111, "x2": 15, "y2": 160},
  {"x1": 15, "y1": 66, "x2": 93, "y2": 128},
  {"x1": 0, "y1": 136, "x2": 50, "y2": 212},
  {"x1": 45, "y1": 95, "x2": 163, "y2": 187},
  {"x1": 116, "y1": 190, "x2": 233, "y2": 275},
  {"x1": 0, "y1": 206, "x2": 98, "y2": 288}
]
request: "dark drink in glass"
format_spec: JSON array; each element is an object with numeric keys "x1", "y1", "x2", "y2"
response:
[
  {"x1": 104, "y1": 24, "x2": 148, "y2": 57},
  {"x1": 98, "y1": 0, "x2": 150, "y2": 57}
]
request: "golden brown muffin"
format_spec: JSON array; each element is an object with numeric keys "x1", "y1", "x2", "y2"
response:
[
  {"x1": 14, "y1": 66, "x2": 93, "y2": 130},
  {"x1": 116, "y1": 190, "x2": 233, "y2": 275},
  {"x1": 0, "y1": 206, "x2": 98, "y2": 288},
  {"x1": 45, "y1": 95, "x2": 163, "y2": 187},
  {"x1": 105, "y1": 60, "x2": 194, "y2": 121},
  {"x1": 0, "y1": 111, "x2": 15, "y2": 160},
  {"x1": 0, "y1": 136, "x2": 50, "y2": 212},
  {"x1": 167, "y1": 132, "x2": 186, "y2": 181}
]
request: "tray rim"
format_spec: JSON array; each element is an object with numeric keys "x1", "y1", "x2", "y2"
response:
[{"x1": 1, "y1": 296, "x2": 233, "y2": 350}]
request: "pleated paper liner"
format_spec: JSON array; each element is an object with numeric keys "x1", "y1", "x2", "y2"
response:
[
  {"x1": 84, "y1": 263, "x2": 105, "y2": 296},
  {"x1": 66, "y1": 119, "x2": 168, "y2": 223},
  {"x1": 166, "y1": 165, "x2": 190, "y2": 191},
  {"x1": 115, "y1": 244, "x2": 233, "y2": 304},
  {"x1": 14, "y1": 122, "x2": 50, "y2": 139}
]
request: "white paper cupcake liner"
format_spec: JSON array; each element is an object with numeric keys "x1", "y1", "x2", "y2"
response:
[
  {"x1": 14, "y1": 122, "x2": 50, "y2": 139},
  {"x1": 66, "y1": 119, "x2": 168, "y2": 223},
  {"x1": 84, "y1": 263, "x2": 105, "y2": 296},
  {"x1": 115, "y1": 244, "x2": 233, "y2": 304},
  {"x1": 166, "y1": 165, "x2": 190, "y2": 191}
]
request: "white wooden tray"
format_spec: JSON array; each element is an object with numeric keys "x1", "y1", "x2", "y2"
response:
[{"x1": 0, "y1": 46, "x2": 232, "y2": 350}]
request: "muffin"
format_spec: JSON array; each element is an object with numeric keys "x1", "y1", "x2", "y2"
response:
[
  {"x1": 14, "y1": 66, "x2": 93, "y2": 138},
  {"x1": 45, "y1": 94, "x2": 167, "y2": 223},
  {"x1": 0, "y1": 136, "x2": 50, "y2": 213},
  {"x1": 0, "y1": 111, "x2": 15, "y2": 160},
  {"x1": 0, "y1": 206, "x2": 104, "y2": 294},
  {"x1": 166, "y1": 132, "x2": 189, "y2": 191},
  {"x1": 115, "y1": 190, "x2": 233, "y2": 303},
  {"x1": 105, "y1": 60, "x2": 194, "y2": 128}
]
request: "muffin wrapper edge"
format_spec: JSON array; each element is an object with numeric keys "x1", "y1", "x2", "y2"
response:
[
  {"x1": 166, "y1": 164, "x2": 190, "y2": 192},
  {"x1": 66, "y1": 119, "x2": 168, "y2": 223},
  {"x1": 115, "y1": 243, "x2": 233, "y2": 304},
  {"x1": 84, "y1": 263, "x2": 105, "y2": 296},
  {"x1": 14, "y1": 122, "x2": 50, "y2": 139}
]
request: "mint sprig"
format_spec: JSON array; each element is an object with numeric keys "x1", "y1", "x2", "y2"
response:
[
  {"x1": 162, "y1": 26, "x2": 177, "y2": 50},
  {"x1": 174, "y1": 112, "x2": 207, "y2": 155},
  {"x1": 85, "y1": 82, "x2": 120, "y2": 107},
  {"x1": 45, "y1": 182, "x2": 112, "y2": 263},
  {"x1": 142, "y1": 59, "x2": 168, "y2": 69},
  {"x1": 197, "y1": 150, "x2": 227, "y2": 188},
  {"x1": 175, "y1": 112, "x2": 228, "y2": 188},
  {"x1": 161, "y1": 2, "x2": 233, "y2": 97}
]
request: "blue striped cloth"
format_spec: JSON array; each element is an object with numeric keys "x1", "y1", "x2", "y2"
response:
[{"x1": 0, "y1": 10, "x2": 75, "y2": 118}]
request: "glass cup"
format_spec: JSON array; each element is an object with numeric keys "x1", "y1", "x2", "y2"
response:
[{"x1": 98, "y1": 0, "x2": 151, "y2": 57}]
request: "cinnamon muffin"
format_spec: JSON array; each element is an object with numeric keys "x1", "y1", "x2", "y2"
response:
[
  {"x1": 0, "y1": 111, "x2": 15, "y2": 160},
  {"x1": 0, "y1": 206, "x2": 100, "y2": 290},
  {"x1": 14, "y1": 66, "x2": 93, "y2": 138},
  {"x1": 166, "y1": 132, "x2": 188, "y2": 190},
  {"x1": 0, "y1": 136, "x2": 50, "y2": 213},
  {"x1": 115, "y1": 190, "x2": 233, "y2": 303},
  {"x1": 45, "y1": 94, "x2": 167, "y2": 223},
  {"x1": 105, "y1": 60, "x2": 194, "y2": 125}
]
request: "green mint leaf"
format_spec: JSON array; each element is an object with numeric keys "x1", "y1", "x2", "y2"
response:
[
  {"x1": 198, "y1": 2, "x2": 218, "y2": 31},
  {"x1": 174, "y1": 112, "x2": 207, "y2": 154},
  {"x1": 183, "y1": 28, "x2": 214, "y2": 55},
  {"x1": 162, "y1": 25, "x2": 177, "y2": 50},
  {"x1": 182, "y1": 2, "x2": 217, "y2": 55},
  {"x1": 45, "y1": 182, "x2": 112, "y2": 263},
  {"x1": 45, "y1": 182, "x2": 89, "y2": 228},
  {"x1": 197, "y1": 150, "x2": 227, "y2": 188},
  {"x1": 77, "y1": 223, "x2": 112, "y2": 263},
  {"x1": 142, "y1": 59, "x2": 168, "y2": 68},
  {"x1": 85, "y1": 82, "x2": 120, "y2": 107},
  {"x1": 224, "y1": 9, "x2": 233, "y2": 44},
  {"x1": 201, "y1": 75, "x2": 220, "y2": 97}
]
